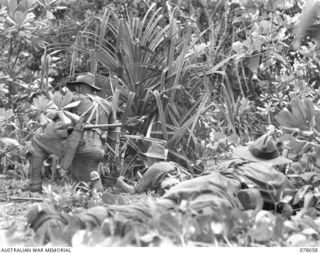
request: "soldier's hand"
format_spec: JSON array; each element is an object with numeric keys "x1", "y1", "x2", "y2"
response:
[
  {"x1": 74, "y1": 118, "x2": 85, "y2": 132},
  {"x1": 116, "y1": 176, "x2": 125, "y2": 184},
  {"x1": 116, "y1": 176, "x2": 128, "y2": 190},
  {"x1": 101, "y1": 132, "x2": 107, "y2": 144}
]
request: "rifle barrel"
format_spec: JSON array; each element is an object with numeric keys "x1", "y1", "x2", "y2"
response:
[{"x1": 84, "y1": 123, "x2": 122, "y2": 129}]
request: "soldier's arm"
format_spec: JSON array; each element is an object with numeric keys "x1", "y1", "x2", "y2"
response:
[
  {"x1": 116, "y1": 176, "x2": 134, "y2": 194},
  {"x1": 116, "y1": 168, "x2": 155, "y2": 194},
  {"x1": 121, "y1": 164, "x2": 168, "y2": 194}
]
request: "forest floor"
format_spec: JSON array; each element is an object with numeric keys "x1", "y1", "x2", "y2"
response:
[
  {"x1": 0, "y1": 174, "x2": 153, "y2": 246},
  {"x1": 2, "y1": 171, "x2": 320, "y2": 247},
  {"x1": 0, "y1": 175, "x2": 37, "y2": 246}
]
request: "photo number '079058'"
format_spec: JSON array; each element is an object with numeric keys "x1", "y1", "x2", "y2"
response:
[{"x1": 300, "y1": 249, "x2": 318, "y2": 253}]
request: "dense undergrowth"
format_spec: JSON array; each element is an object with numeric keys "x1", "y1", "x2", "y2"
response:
[{"x1": 1, "y1": 0, "x2": 320, "y2": 247}]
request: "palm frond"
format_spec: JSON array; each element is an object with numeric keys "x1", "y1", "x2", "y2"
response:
[{"x1": 153, "y1": 90, "x2": 168, "y2": 140}]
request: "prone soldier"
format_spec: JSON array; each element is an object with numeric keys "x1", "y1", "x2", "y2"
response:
[{"x1": 116, "y1": 142, "x2": 192, "y2": 195}]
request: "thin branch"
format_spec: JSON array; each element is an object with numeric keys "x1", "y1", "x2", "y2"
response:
[
  {"x1": 11, "y1": 39, "x2": 23, "y2": 71},
  {"x1": 7, "y1": 38, "x2": 12, "y2": 63}
]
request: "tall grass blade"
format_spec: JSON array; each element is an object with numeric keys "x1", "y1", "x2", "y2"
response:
[
  {"x1": 121, "y1": 92, "x2": 135, "y2": 126},
  {"x1": 138, "y1": 2, "x2": 156, "y2": 39},
  {"x1": 146, "y1": 115, "x2": 156, "y2": 138},
  {"x1": 171, "y1": 25, "x2": 192, "y2": 101},
  {"x1": 166, "y1": 8, "x2": 177, "y2": 78},
  {"x1": 153, "y1": 90, "x2": 168, "y2": 140},
  {"x1": 222, "y1": 83, "x2": 237, "y2": 135},
  {"x1": 187, "y1": 90, "x2": 209, "y2": 145}
]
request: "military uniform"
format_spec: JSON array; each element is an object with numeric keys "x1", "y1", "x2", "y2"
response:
[
  {"x1": 26, "y1": 134, "x2": 297, "y2": 245},
  {"x1": 133, "y1": 161, "x2": 192, "y2": 194},
  {"x1": 116, "y1": 143, "x2": 192, "y2": 195},
  {"x1": 162, "y1": 134, "x2": 296, "y2": 212},
  {"x1": 23, "y1": 73, "x2": 115, "y2": 192}
]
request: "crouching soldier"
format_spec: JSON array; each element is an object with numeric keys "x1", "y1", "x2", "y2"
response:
[
  {"x1": 116, "y1": 142, "x2": 192, "y2": 195},
  {"x1": 22, "y1": 73, "x2": 116, "y2": 192}
]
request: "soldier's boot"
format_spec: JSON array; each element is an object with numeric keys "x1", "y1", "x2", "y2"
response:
[{"x1": 21, "y1": 155, "x2": 44, "y2": 193}]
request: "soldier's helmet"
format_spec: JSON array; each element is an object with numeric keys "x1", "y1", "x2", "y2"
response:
[{"x1": 66, "y1": 73, "x2": 102, "y2": 92}]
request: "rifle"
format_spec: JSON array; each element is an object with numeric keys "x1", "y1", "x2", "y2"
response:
[
  {"x1": 83, "y1": 123, "x2": 122, "y2": 129},
  {"x1": 61, "y1": 122, "x2": 122, "y2": 170},
  {"x1": 67, "y1": 123, "x2": 122, "y2": 131}
]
